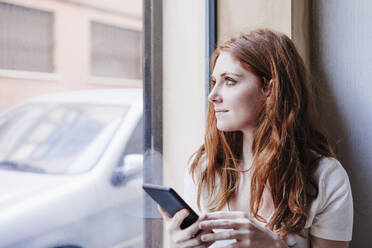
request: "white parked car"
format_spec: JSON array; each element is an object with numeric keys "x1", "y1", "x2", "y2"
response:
[{"x1": 0, "y1": 89, "x2": 144, "y2": 248}]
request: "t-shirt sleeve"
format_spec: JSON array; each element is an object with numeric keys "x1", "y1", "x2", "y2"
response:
[{"x1": 308, "y1": 157, "x2": 353, "y2": 241}]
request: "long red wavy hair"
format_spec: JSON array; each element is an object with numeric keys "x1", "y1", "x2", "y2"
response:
[{"x1": 189, "y1": 29, "x2": 335, "y2": 237}]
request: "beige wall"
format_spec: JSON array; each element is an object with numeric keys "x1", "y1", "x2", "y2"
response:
[
  {"x1": 163, "y1": 0, "x2": 206, "y2": 194},
  {"x1": 217, "y1": 0, "x2": 292, "y2": 42},
  {"x1": 0, "y1": 0, "x2": 142, "y2": 112},
  {"x1": 217, "y1": 0, "x2": 310, "y2": 69},
  {"x1": 162, "y1": 0, "x2": 206, "y2": 246}
]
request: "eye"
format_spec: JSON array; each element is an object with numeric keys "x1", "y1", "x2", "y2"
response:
[
  {"x1": 210, "y1": 78, "x2": 216, "y2": 88},
  {"x1": 225, "y1": 76, "x2": 237, "y2": 86}
]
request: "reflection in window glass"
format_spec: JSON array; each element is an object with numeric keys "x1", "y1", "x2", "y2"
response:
[
  {"x1": 0, "y1": 0, "x2": 144, "y2": 247},
  {"x1": 122, "y1": 117, "x2": 143, "y2": 156},
  {"x1": 0, "y1": 2, "x2": 53, "y2": 72},
  {"x1": 91, "y1": 21, "x2": 141, "y2": 79},
  {"x1": 0, "y1": 90, "x2": 144, "y2": 248},
  {"x1": 0, "y1": 103, "x2": 128, "y2": 174}
]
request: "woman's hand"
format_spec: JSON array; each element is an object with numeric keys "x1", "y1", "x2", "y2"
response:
[
  {"x1": 199, "y1": 211, "x2": 288, "y2": 248},
  {"x1": 158, "y1": 205, "x2": 214, "y2": 248}
]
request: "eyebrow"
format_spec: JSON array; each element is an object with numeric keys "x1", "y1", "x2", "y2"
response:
[{"x1": 211, "y1": 72, "x2": 243, "y2": 80}]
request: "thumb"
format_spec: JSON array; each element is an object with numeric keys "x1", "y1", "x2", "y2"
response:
[{"x1": 157, "y1": 205, "x2": 171, "y2": 220}]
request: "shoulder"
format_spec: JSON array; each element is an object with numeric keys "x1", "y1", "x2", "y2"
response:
[
  {"x1": 184, "y1": 153, "x2": 208, "y2": 213},
  {"x1": 186, "y1": 152, "x2": 208, "y2": 179},
  {"x1": 313, "y1": 156, "x2": 349, "y2": 180},
  {"x1": 184, "y1": 152, "x2": 209, "y2": 186},
  {"x1": 313, "y1": 157, "x2": 351, "y2": 193},
  {"x1": 184, "y1": 153, "x2": 207, "y2": 194},
  {"x1": 305, "y1": 156, "x2": 353, "y2": 241}
]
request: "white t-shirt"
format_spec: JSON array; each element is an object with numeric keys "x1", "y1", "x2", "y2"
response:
[{"x1": 183, "y1": 157, "x2": 353, "y2": 248}]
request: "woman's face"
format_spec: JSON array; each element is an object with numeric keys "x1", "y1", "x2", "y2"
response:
[{"x1": 209, "y1": 51, "x2": 267, "y2": 132}]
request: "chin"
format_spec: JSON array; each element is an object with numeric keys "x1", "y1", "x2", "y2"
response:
[{"x1": 216, "y1": 124, "x2": 238, "y2": 132}]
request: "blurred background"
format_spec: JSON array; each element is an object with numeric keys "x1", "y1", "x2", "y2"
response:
[
  {"x1": 0, "y1": 0, "x2": 142, "y2": 112},
  {"x1": 0, "y1": 1, "x2": 144, "y2": 248}
]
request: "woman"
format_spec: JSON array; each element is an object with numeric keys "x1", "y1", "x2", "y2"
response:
[{"x1": 158, "y1": 29, "x2": 353, "y2": 247}]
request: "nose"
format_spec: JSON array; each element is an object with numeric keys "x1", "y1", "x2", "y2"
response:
[{"x1": 208, "y1": 85, "x2": 222, "y2": 103}]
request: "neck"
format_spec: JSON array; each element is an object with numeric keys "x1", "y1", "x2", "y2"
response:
[{"x1": 241, "y1": 128, "x2": 255, "y2": 170}]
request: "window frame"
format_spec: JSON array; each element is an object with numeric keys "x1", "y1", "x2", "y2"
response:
[
  {"x1": 143, "y1": 0, "x2": 163, "y2": 247},
  {"x1": 142, "y1": 0, "x2": 217, "y2": 246},
  {"x1": 206, "y1": 0, "x2": 217, "y2": 107}
]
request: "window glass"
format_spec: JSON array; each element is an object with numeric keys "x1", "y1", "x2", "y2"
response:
[{"x1": 0, "y1": 1, "x2": 144, "y2": 247}]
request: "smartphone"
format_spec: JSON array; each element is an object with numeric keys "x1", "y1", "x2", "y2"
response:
[{"x1": 142, "y1": 183, "x2": 200, "y2": 230}]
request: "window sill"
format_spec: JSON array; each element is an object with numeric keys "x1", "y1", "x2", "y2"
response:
[{"x1": 0, "y1": 69, "x2": 61, "y2": 82}]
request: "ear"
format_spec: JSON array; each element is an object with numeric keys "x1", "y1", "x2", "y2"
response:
[{"x1": 262, "y1": 79, "x2": 273, "y2": 98}]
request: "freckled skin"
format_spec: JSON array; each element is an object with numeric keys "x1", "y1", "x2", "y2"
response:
[{"x1": 209, "y1": 51, "x2": 266, "y2": 133}]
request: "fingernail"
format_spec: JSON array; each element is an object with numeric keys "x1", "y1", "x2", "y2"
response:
[{"x1": 201, "y1": 235, "x2": 207, "y2": 241}]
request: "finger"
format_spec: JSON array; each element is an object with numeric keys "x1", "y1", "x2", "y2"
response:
[
  {"x1": 180, "y1": 234, "x2": 203, "y2": 247},
  {"x1": 223, "y1": 242, "x2": 241, "y2": 248},
  {"x1": 180, "y1": 228, "x2": 212, "y2": 247},
  {"x1": 190, "y1": 244, "x2": 209, "y2": 248},
  {"x1": 171, "y1": 209, "x2": 189, "y2": 230},
  {"x1": 244, "y1": 217, "x2": 270, "y2": 232},
  {"x1": 176, "y1": 215, "x2": 208, "y2": 243},
  {"x1": 201, "y1": 230, "x2": 248, "y2": 242},
  {"x1": 204, "y1": 211, "x2": 246, "y2": 220},
  {"x1": 157, "y1": 205, "x2": 170, "y2": 220},
  {"x1": 199, "y1": 219, "x2": 247, "y2": 230},
  {"x1": 184, "y1": 214, "x2": 208, "y2": 239}
]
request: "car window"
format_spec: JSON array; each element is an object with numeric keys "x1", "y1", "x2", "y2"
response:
[
  {"x1": 0, "y1": 103, "x2": 129, "y2": 174},
  {"x1": 122, "y1": 116, "x2": 143, "y2": 157}
]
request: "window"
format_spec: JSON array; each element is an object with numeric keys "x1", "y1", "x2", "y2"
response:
[
  {"x1": 0, "y1": 1, "x2": 145, "y2": 247},
  {"x1": 0, "y1": 2, "x2": 53, "y2": 72},
  {"x1": 91, "y1": 21, "x2": 141, "y2": 79}
]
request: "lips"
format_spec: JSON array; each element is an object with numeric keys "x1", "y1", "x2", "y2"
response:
[{"x1": 215, "y1": 109, "x2": 228, "y2": 117}]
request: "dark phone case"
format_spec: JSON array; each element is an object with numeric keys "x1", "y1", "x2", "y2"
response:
[{"x1": 143, "y1": 183, "x2": 199, "y2": 229}]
